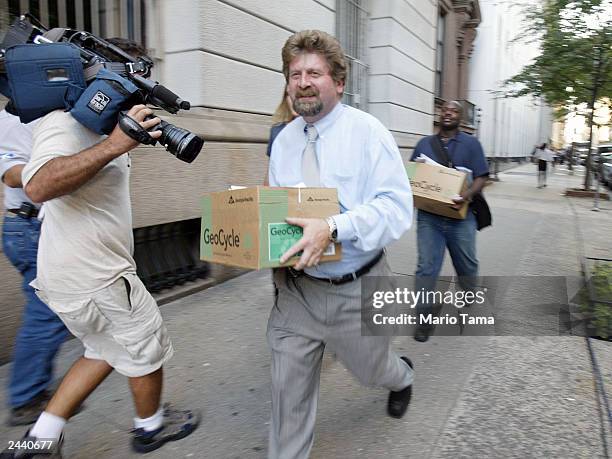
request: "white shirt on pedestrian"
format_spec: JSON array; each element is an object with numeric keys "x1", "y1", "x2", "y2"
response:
[
  {"x1": 535, "y1": 148, "x2": 554, "y2": 162},
  {"x1": 0, "y1": 110, "x2": 38, "y2": 210}
]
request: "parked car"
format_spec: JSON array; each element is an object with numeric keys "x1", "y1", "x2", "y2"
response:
[
  {"x1": 594, "y1": 145, "x2": 612, "y2": 184},
  {"x1": 597, "y1": 144, "x2": 612, "y2": 155},
  {"x1": 577, "y1": 148, "x2": 590, "y2": 166},
  {"x1": 579, "y1": 144, "x2": 612, "y2": 168},
  {"x1": 601, "y1": 161, "x2": 612, "y2": 187},
  {"x1": 599, "y1": 150, "x2": 612, "y2": 187}
]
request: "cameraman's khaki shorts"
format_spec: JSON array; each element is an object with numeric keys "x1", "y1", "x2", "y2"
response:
[{"x1": 37, "y1": 273, "x2": 173, "y2": 377}]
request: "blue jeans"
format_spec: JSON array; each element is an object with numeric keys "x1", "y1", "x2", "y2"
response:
[
  {"x1": 415, "y1": 210, "x2": 479, "y2": 316},
  {"x1": 2, "y1": 214, "x2": 69, "y2": 408}
]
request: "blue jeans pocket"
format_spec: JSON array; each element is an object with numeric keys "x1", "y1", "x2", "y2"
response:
[
  {"x1": 2, "y1": 228, "x2": 28, "y2": 272},
  {"x1": 3, "y1": 215, "x2": 41, "y2": 270}
]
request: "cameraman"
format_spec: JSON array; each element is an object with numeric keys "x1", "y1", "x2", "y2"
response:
[{"x1": 4, "y1": 44, "x2": 200, "y2": 455}]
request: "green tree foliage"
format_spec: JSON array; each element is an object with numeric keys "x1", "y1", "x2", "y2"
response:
[
  {"x1": 577, "y1": 261, "x2": 612, "y2": 339},
  {"x1": 505, "y1": 0, "x2": 611, "y2": 188}
]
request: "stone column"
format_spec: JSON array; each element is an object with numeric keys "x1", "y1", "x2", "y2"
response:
[{"x1": 453, "y1": 0, "x2": 481, "y2": 101}]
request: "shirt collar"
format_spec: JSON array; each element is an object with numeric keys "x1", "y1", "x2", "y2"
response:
[
  {"x1": 301, "y1": 102, "x2": 344, "y2": 137},
  {"x1": 439, "y1": 130, "x2": 464, "y2": 143}
]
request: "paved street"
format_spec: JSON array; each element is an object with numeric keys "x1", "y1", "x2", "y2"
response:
[{"x1": 0, "y1": 163, "x2": 610, "y2": 458}]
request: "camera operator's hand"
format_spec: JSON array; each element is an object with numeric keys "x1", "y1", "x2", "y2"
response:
[{"x1": 107, "y1": 104, "x2": 162, "y2": 156}]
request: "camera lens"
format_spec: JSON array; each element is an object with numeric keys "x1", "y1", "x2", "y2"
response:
[{"x1": 158, "y1": 120, "x2": 204, "y2": 163}]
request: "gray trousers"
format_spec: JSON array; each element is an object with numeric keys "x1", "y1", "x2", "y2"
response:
[{"x1": 267, "y1": 256, "x2": 414, "y2": 459}]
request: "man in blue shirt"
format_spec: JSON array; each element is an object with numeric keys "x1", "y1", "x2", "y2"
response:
[
  {"x1": 267, "y1": 30, "x2": 415, "y2": 459},
  {"x1": 410, "y1": 101, "x2": 489, "y2": 342}
]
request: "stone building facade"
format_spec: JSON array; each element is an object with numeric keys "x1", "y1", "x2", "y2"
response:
[{"x1": 0, "y1": 0, "x2": 484, "y2": 360}]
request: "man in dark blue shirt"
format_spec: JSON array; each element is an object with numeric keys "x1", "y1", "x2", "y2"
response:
[
  {"x1": 410, "y1": 123, "x2": 489, "y2": 179},
  {"x1": 410, "y1": 100, "x2": 489, "y2": 342}
]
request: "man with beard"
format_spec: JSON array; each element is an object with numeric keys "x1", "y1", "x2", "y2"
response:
[
  {"x1": 267, "y1": 30, "x2": 415, "y2": 459},
  {"x1": 410, "y1": 101, "x2": 489, "y2": 342}
]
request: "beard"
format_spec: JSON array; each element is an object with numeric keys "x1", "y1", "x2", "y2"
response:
[{"x1": 292, "y1": 90, "x2": 323, "y2": 117}]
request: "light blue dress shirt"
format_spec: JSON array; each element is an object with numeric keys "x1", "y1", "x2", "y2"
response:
[{"x1": 269, "y1": 102, "x2": 413, "y2": 278}]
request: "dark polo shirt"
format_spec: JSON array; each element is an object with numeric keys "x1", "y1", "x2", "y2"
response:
[{"x1": 410, "y1": 131, "x2": 490, "y2": 179}]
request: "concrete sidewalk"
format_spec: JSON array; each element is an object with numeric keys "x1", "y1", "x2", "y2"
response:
[{"x1": 0, "y1": 163, "x2": 609, "y2": 458}]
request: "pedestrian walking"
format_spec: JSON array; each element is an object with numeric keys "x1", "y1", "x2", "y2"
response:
[
  {"x1": 267, "y1": 30, "x2": 415, "y2": 459},
  {"x1": 2, "y1": 39, "x2": 199, "y2": 458},
  {"x1": 410, "y1": 101, "x2": 490, "y2": 342},
  {"x1": 534, "y1": 143, "x2": 554, "y2": 188},
  {"x1": 0, "y1": 110, "x2": 70, "y2": 427}
]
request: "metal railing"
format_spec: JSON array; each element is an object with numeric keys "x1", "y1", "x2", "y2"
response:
[
  {"x1": 5, "y1": 0, "x2": 145, "y2": 44},
  {"x1": 134, "y1": 218, "x2": 209, "y2": 293}
]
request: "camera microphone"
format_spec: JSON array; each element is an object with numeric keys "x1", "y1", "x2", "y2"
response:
[{"x1": 129, "y1": 74, "x2": 190, "y2": 113}]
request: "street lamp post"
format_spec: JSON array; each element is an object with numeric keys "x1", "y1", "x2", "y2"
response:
[{"x1": 566, "y1": 87, "x2": 575, "y2": 175}]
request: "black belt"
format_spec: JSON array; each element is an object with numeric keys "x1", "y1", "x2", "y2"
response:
[
  {"x1": 289, "y1": 251, "x2": 384, "y2": 285},
  {"x1": 7, "y1": 202, "x2": 39, "y2": 219}
]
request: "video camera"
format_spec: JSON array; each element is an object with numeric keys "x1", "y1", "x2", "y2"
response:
[{"x1": 0, "y1": 14, "x2": 203, "y2": 163}]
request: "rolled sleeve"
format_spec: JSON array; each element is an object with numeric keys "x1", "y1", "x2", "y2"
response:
[
  {"x1": 22, "y1": 111, "x2": 77, "y2": 187},
  {"x1": 0, "y1": 110, "x2": 34, "y2": 180},
  {"x1": 0, "y1": 154, "x2": 26, "y2": 179}
]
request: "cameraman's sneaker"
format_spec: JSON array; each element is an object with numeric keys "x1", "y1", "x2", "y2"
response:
[
  {"x1": 0, "y1": 431, "x2": 63, "y2": 458},
  {"x1": 131, "y1": 403, "x2": 200, "y2": 454}
]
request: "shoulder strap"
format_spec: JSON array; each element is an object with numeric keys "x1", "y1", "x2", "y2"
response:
[{"x1": 428, "y1": 135, "x2": 452, "y2": 167}]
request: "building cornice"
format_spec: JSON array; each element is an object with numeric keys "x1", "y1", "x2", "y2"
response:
[{"x1": 452, "y1": 0, "x2": 482, "y2": 26}]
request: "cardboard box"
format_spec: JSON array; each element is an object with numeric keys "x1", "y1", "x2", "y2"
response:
[
  {"x1": 200, "y1": 186, "x2": 342, "y2": 269},
  {"x1": 406, "y1": 162, "x2": 469, "y2": 219}
]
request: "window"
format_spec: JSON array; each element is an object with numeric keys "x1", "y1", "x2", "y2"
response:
[
  {"x1": 5, "y1": 0, "x2": 146, "y2": 45},
  {"x1": 336, "y1": 0, "x2": 369, "y2": 110},
  {"x1": 435, "y1": 11, "x2": 446, "y2": 98}
]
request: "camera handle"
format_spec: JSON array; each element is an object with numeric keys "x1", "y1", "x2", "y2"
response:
[{"x1": 117, "y1": 110, "x2": 158, "y2": 146}]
